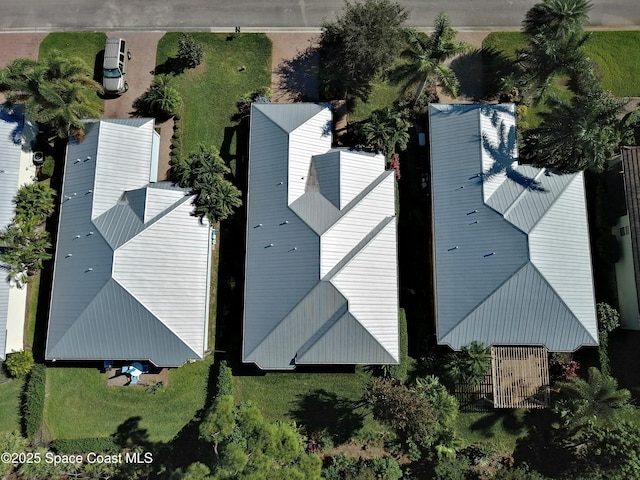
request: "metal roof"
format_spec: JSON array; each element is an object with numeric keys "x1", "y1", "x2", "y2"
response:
[
  {"x1": 0, "y1": 105, "x2": 27, "y2": 360},
  {"x1": 45, "y1": 119, "x2": 211, "y2": 367},
  {"x1": 430, "y1": 103, "x2": 597, "y2": 351},
  {"x1": 243, "y1": 103, "x2": 399, "y2": 369}
]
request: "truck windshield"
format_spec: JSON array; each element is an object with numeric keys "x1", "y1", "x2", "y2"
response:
[{"x1": 103, "y1": 68, "x2": 121, "y2": 78}]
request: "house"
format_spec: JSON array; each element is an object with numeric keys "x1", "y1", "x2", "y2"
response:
[
  {"x1": 45, "y1": 118, "x2": 211, "y2": 367},
  {"x1": 609, "y1": 146, "x2": 640, "y2": 329},
  {"x1": 242, "y1": 103, "x2": 399, "y2": 370},
  {"x1": 0, "y1": 104, "x2": 37, "y2": 360},
  {"x1": 429, "y1": 103, "x2": 597, "y2": 352}
]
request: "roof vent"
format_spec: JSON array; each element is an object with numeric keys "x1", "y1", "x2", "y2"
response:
[
  {"x1": 470, "y1": 220, "x2": 478, "y2": 225},
  {"x1": 74, "y1": 158, "x2": 81, "y2": 164},
  {"x1": 74, "y1": 235, "x2": 80, "y2": 239},
  {"x1": 278, "y1": 181, "x2": 284, "y2": 185},
  {"x1": 85, "y1": 268, "x2": 93, "y2": 272},
  {"x1": 265, "y1": 243, "x2": 274, "y2": 248},
  {"x1": 280, "y1": 220, "x2": 289, "y2": 225},
  {"x1": 254, "y1": 223, "x2": 262, "y2": 228},
  {"x1": 87, "y1": 231, "x2": 94, "y2": 236},
  {"x1": 466, "y1": 210, "x2": 478, "y2": 215},
  {"x1": 85, "y1": 156, "x2": 92, "y2": 162},
  {"x1": 86, "y1": 189, "x2": 93, "y2": 195},
  {"x1": 484, "y1": 252, "x2": 496, "y2": 257},
  {"x1": 289, "y1": 247, "x2": 298, "y2": 252},
  {"x1": 448, "y1": 246, "x2": 458, "y2": 251},
  {"x1": 66, "y1": 253, "x2": 73, "y2": 258}
]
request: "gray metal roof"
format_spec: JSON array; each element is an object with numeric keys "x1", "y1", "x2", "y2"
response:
[
  {"x1": 430, "y1": 104, "x2": 598, "y2": 351},
  {"x1": 243, "y1": 103, "x2": 399, "y2": 369},
  {"x1": 46, "y1": 119, "x2": 211, "y2": 367},
  {"x1": 0, "y1": 105, "x2": 26, "y2": 360}
]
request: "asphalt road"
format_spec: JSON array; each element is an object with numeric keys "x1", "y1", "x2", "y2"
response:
[{"x1": 2, "y1": 0, "x2": 639, "y2": 31}]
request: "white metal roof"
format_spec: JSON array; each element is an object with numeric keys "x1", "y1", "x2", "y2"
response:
[
  {"x1": 430, "y1": 104, "x2": 598, "y2": 351},
  {"x1": 243, "y1": 103, "x2": 399, "y2": 369},
  {"x1": 0, "y1": 105, "x2": 28, "y2": 360},
  {"x1": 46, "y1": 119, "x2": 211, "y2": 367}
]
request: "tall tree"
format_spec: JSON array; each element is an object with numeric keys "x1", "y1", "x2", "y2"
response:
[
  {"x1": 172, "y1": 145, "x2": 242, "y2": 224},
  {"x1": 359, "y1": 107, "x2": 409, "y2": 156},
  {"x1": 388, "y1": 14, "x2": 470, "y2": 100},
  {"x1": 0, "y1": 52, "x2": 103, "y2": 141},
  {"x1": 518, "y1": 0, "x2": 593, "y2": 98},
  {"x1": 522, "y1": 86, "x2": 625, "y2": 172},
  {"x1": 319, "y1": 0, "x2": 408, "y2": 101}
]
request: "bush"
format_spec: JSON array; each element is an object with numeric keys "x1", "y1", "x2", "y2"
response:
[
  {"x1": 5, "y1": 350, "x2": 34, "y2": 378},
  {"x1": 22, "y1": 364, "x2": 46, "y2": 438},
  {"x1": 52, "y1": 437, "x2": 120, "y2": 454},
  {"x1": 41, "y1": 156, "x2": 55, "y2": 178},
  {"x1": 140, "y1": 75, "x2": 182, "y2": 119},
  {"x1": 177, "y1": 33, "x2": 204, "y2": 69},
  {"x1": 216, "y1": 360, "x2": 233, "y2": 398}
]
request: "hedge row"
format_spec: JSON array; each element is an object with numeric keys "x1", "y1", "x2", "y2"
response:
[
  {"x1": 52, "y1": 437, "x2": 120, "y2": 454},
  {"x1": 22, "y1": 364, "x2": 46, "y2": 438}
]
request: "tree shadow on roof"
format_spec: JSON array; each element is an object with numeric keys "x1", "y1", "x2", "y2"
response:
[
  {"x1": 480, "y1": 112, "x2": 546, "y2": 192},
  {"x1": 291, "y1": 389, "x2": 364, "y2": 444},
  {"x1": 273, "y1": 46, "x2": 320, "y2": 102}
]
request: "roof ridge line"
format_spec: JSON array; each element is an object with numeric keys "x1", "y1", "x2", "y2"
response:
[
  {"x1": 439, "y1": 261, "x2": 530, "y2": 342},
  {"x1": 112, "y1": 276, "x2": 202, "y2": 358},
  {"x1": 323, "y1": 215, "x2": 395, "y2": 281},
  {"x1": 527, "y1": 172, "x2": 581, "y2": 234},
  {"x1": 500, "y1": 167, "x2": 546, "y2": 221}
]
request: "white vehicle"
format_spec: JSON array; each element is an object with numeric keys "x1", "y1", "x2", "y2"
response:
[{"x1": 102, "y1": 38, "x2": 131, "y2": 95}]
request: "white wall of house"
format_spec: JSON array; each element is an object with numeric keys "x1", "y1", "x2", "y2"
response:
[{"x1": 613, "y1": 214, "x2": 640, "y2": 330}]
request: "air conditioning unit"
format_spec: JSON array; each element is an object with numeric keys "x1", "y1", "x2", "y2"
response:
[{"x1": 33, "y1": 151, "x2": 44, "y2": 164}]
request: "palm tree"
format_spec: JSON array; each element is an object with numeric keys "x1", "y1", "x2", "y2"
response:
[
  {"x1": 523, "y1": 0, "x2": 592, "y2": 38},
  {"x1": 194, "y1": 177, "x2": 242, "y2": 224},
  {"x1": 387, "y1": 13, "x2": 470, "y2": 100},
  {"x1": 140, "y1": 75, "x2": 182, "y2": 120},
  {"x1": 442, "y1": 341, "x2": 491, "y2": 387},
  {"x1": 0, "y1": 223, "x2": 52, "y2": 287},
  {"x1": 0, "y1": 52, "x2": 103, "y2": 141},
  {"x1": 555, "y1": 367, "x2": 631, "y2": 432},
  {"x1": 360, "y1": 108, "x2": 409, "y2": 156},
  {"x1": 522, "y1": 85, "x2": 624, "y2": 172},
  {"x1": 13, "y1": 182, "x2": 57, "y2": 227}
]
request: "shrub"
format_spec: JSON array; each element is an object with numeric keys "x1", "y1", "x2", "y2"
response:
[
  {"x1": 5, "y1": 350, "x2": 34, "y2": 378},
  {"x1": 22, "y1": 364, "x2": 46, "y2": 438},
  {"x1": 52, "y1": 437, "x2": 120, "y2": 454},
  {"x1": 177, "y1": 33, "x2": 204, "y2": 69},
  {"x1": 41, "y1": 156, "x2": 55, "y2": 178},
  {"x1": 140, "y1": 75, "x2": 182, "y2": 119},
  {"x1": 216, "y1": 360, "x2": 233, "y2": 398}
]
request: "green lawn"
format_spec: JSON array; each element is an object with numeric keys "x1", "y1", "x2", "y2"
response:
[
  {"x1": 45, "y1": 357, "x2": 213, "y2": 441},
  {"x1": 233, "y1": 367, "x2": 388, "y2": 441},
  {"x1": 25, "y1": 272, "x2": 40, "y2": 349},
  {"x1": 350, "y1": 75, "x2": 402, "y2": 123},
  {"x1": 39, "y1": 32, "x2": 106, "y2": 73},
  {"x1": 483, "y1": 31, "x2": 640, "y2": 97},
  {"x1": 155, "y1": 33, "x2": 271, "y2": 157},
  {"x1": 0, "y1": 378, "x2": 24, "y2": 434}
]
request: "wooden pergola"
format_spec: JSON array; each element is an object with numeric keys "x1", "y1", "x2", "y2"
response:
[{"x1": 491, "y1": 346, "x2": 550, "y2": 409}]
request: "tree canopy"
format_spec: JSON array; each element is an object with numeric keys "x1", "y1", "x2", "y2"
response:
[
  {"x1": 199, "y1": 396, "x2": 322, "y2": 479},
  {"x1": 0, "y1": 52, "x2": 103, "y2": 141},
  {"x1": 319, "y1": 0, "x2": 408, "y2": 101},
  {"x1": 388, "y1": 14, "x2": 469, "y2": 100},
  {"x1": 171, "y1": 145, "x2": 242, "y2": 224}
]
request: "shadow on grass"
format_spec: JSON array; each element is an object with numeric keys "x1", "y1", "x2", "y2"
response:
[
  {"x1": 273, "y1": 45, "x2": 320, "y2": 102},
  {"x1": 468, "y1": 409, "x2": 528, "y2": 438},
  {"x1": 450, "y1": 49, "x2": 485, "y2": 100},
  {"x1": 291, "y1": 389, "x2": 364, "y2": 444}
]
